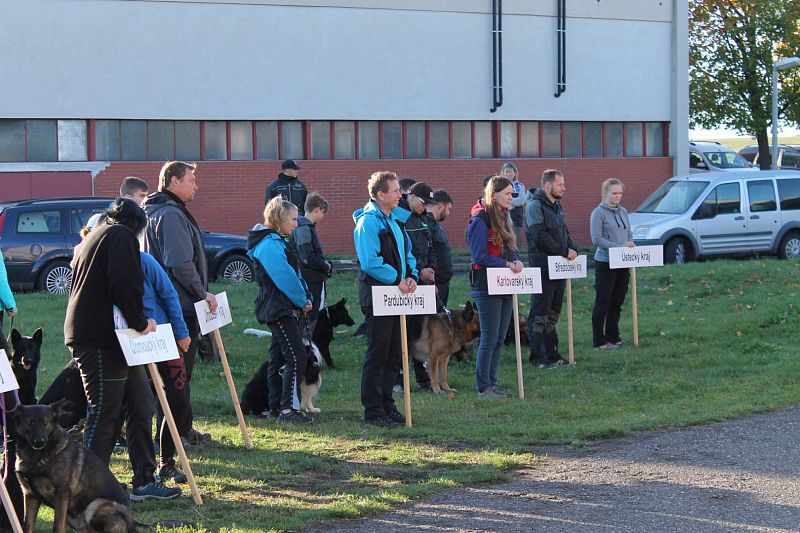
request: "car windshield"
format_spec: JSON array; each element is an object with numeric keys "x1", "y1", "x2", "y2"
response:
[
  {"x1": 636, "y1": 180, "x2": 709, "y2": 214},
  {"x1": 704, "y1": 151, "x2": 751, "y2": 169}
]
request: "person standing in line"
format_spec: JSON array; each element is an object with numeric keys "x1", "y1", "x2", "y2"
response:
[
  {"x1": 65, "y1": 199, "x2": 181, "y2": 501},
  {"x1": 353, "y1": 171, "x2": 418, "y2": 427},
  {"x1": 590, "y1": 178, "x2": 635, "y2": 350},
  {"x1": 248, "y1": 197, "x2": 314, "y2": 423},
  {"x1": 292, "y1": 192, "x2": 333, "y2": 333},
  {"x1": 142, "y1": 161, "x2": 217, "y2": 447},
  {"x1": 525, "y1": 169, "x2": 576, "y2": 369},
  {"x1": 502, "y1": 163, "x2": 527, "y2": 250},
  {"x1": 398, "y1": 177, "x2": 416, "y2": 195},
  {"x1": 467, "y1": 175, "x2": 522, "y2": 399},
  {"x1": 120, "y1": 176, "x2": 150, "y2": 205},
  {"x1": 266, "y1": 160, "x2": 308, "y2": 215},
  {"x1": 428, "y1": 189, "x2": 454, "y2": 307}
]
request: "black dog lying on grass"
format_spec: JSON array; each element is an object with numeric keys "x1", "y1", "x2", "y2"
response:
[{"x1": 15, "y1": 403, "x2": 133, "y2": 533}]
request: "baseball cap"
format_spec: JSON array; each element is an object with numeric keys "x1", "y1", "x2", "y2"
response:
[
  {"x1": 408, "y1": 182, "x2": 439, "y2": 205},
  {"x1": 281, "y1": 159, "x2": 301, "y2": 171}
]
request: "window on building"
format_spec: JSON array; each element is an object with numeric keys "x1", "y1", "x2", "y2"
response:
[
  {"x1": 175, "y1": 121, "x2": 200, "y2": 161},
  {"x1": 563, "y1": 122, "x2": 582, "y2": 158},
  {"x1": 520, "y1": 122, "x2": 539, "y2": 158},
  {"x1": 310, "y1": 121, "x2": 331, "y2": 160},
  {"x1": 121, "y1": 120, "x2": 147, "y2": 161},
  {"x1": 148, "y1": 120, "x2": 174, "y2": 161},
  {"x1": 452, "y1": 122, "x2": 471, "y2": 158},
  {"x1": 359, "y1": 121, "x2": 379, "y2": 159},
  {"x1": 203, "y1": 121, "x2": 227, "y2": 160},
  {"x1": 406, "y1": 121, "x2": 425, "y2": 159},
  {"x1": 429, "y1": 122, "x2": 449, "y2": 158},
  {"x1": 500, "y1": 121, "x2": 517, "y2": 158},
  {"x1": 605, "y1": 122, "x2": 623, "y2": 157},
  {"x1": 95, "y1": 120, "x2": 120, "y2": 160},
  {"x1": 645, "y1": 122, "x2": 664, "y2": 156},
  {"x1": 26, "y1": 120, "x2": 57, "y2": 161},
  {"x1": 334, "y1": 121, "x2": 355, "y2": 159},
  {"x1": 281, "y1": 121, "x2": 303, "y2": 160},
  {"x1": 625, "y1": 122, "x2": 643, "y2": 157},
  {"x1": 230, "y1": 121, "x2": 253, "y2": 160},
  {"x1": 381, "y1": 121, "x2": 402, "y2": 159},
  {"x1": 0, "y1": 120, "x2": 25, "y2": 162},
  {"x1": 542, "y1": 122, "x2": 561, "y2": 157},
  {"x1": 255, "y1": 121, "x2": 278, "y2": 160},
  {"x1": 57, "y1": 120, "x2": 87, "y2": 162},
  {"x1": 583, "y1": 122, "x2": 603, "y2": 157},
  {"x1": 474, "y1": 121, "x2": 493, "y2": 158}
]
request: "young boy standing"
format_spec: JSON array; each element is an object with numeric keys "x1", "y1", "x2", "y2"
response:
[{"x1": 292, "y1": 192, "x2": 332, "y2": 333}]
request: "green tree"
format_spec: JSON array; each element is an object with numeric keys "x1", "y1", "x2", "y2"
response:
[{"x1": 690, "y1": 0, "x2": 800, "y2": 169}]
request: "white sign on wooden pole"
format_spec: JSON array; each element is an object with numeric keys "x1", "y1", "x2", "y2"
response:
[
  {"x1": 0, "y1": 350, "x2": 20, "y2": 393},
  {"x1": 487, "y1": 267, "x2": 542, "y2": 399},
  {"x1": 194, "y1": 292, "x2": 233, "y2": 336},
  {"x1": 546, "y1": 255, "x2": 587, "y2": 365},
  {"x1": 609, "y1": 245, "x2": 664, "y2": 347},
  {"x1": 115, "y1": 324, "x2": 180, "y2": 366}
]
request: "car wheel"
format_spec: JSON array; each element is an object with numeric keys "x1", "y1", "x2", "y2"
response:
[
  {"x1": 664, "y1": 237, "x2": 692, "y2": 264},
  {"x1": 37, "y1": 260, "x2": 72, "y2": 294},
  {"x1": 778, "y1": 232, "x2": 800, "y2": 260},
  {"x1": 217, "y1": 254, "x2": 253, "y2": 284}
]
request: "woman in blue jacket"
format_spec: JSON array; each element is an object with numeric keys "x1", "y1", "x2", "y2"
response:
[
  {"x1": 247, "y1": 197, "x2": 313, "y2": 424},
  {"x1": 0, "y1": 250, "x2": 17, "y2": 356}
]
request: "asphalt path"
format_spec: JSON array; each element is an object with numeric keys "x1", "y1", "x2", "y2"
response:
[{"x1": 306, "y1": 407, "x2": 800, "y2": 532}]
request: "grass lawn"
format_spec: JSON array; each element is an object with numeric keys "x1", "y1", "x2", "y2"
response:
[{"x1": 12, "y1": 257, "x2": 800, "y2": 531}]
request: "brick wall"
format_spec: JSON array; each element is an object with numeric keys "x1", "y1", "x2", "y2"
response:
[{"x1": 95, "y1": 158, "x2": 673, "y2": 254}]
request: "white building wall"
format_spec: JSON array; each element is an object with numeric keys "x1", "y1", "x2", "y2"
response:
[{"x1": 0, "y1": 0, "x2": 678, "y2": 122}]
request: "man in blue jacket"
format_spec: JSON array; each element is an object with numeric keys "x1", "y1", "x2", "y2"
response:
[{"x1": 353, "y1": 171, "x2": 418, "y2": 428}]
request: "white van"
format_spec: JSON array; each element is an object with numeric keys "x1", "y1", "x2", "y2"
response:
[
  {"x1": 689, "y1": 141, "x2": 756, "y2": 173},
  {"x1": 629, "y1": 170, "x2": 800, "y2": 263}
]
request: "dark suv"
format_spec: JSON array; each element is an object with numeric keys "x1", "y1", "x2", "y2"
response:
[{"x1": 0, "y1": 197, "x2": 253, "y2": 294}]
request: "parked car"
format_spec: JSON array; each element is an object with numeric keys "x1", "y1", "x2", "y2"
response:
[
  {"x1": 0, "y1": 197, "x2": 253, "y2": 294},
  {"x1": 689, "y1": 141, "x2": 756, "y2": 173},
  {"x1": 629, "y1": 170, "x2": 800, "y2": 263},
  {"x1": 738, "y1": 144, "x2": 800, "y2": 170}
]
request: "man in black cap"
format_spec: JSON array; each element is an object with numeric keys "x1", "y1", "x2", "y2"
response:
[
  {"x1": 266, "y1": 160, "x2": 308, "y2": 215},
  {"x1": 393, "y1": 181, "x2": 438, "y2": 391}
]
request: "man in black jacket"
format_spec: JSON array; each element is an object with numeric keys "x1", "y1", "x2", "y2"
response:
[
  {"x1": 266, "y1": 160, "x2": 308, "y2": 215},
  {"x1": 525, "y1": 169, "x2": 577, "y2": 369},
  {"x1": 428, "y1": 189, "x2": 454, "y2": 307}
]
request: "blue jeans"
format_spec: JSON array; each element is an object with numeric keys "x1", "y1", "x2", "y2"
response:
[{"x1": 475, "y1": 295, "x2": 513, "y2": 392}]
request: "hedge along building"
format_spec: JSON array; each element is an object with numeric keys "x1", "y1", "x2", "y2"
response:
[{"x1": 0, "y1": 0, "x2": 688, "y2": 254}]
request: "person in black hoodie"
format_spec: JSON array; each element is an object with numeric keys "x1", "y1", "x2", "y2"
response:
[
  {"x1": 292, "y1": 192, "x2": 332, "y2": 333},
  {"x1": 65, "y1": 199, "x2": 181, "y2": 501},
  {"x1": 248, "y1": 197, "x2": 314, "y2": 423},
  {"x1": 428, "y1": 189, "x2": 454, "y2": 306},
  {"x1": 525, "y1": 169, "x2": 577, "y2": 369},
  {"x1": 266, "y1": 159, "x2": 308, "y2": 215}
]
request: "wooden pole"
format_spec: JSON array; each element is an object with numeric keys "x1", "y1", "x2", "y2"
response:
[
  {"x1": 0, "y1": 473, "x2": 22, "y2": 533},
  {"x1": 147, "y1": 363, "x2": 202, "y2": 506},
  {"x1": 631, "y1": 267, "x2": 639, "y2": 346},
  {"x1": 399, "y1": 315, "x2": 412, "y2": 428},
  {"x1": 212, "y1": 330, "x2": 253, "y2": 449},
  {"x1": 567, "y1": 278, "x2": 574, "y2": 365},
  {"x1": 512, "y1": 294, "x2": 524, "y2": 399}
]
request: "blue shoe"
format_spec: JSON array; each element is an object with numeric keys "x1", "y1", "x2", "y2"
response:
[{"x1": 130, "y1": 481, "x2": 181, "y2": 502}]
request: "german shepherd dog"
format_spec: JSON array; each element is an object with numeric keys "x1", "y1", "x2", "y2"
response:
[
  {"x1": 312, "y1": 297, "x2": 355, "y2": 369},
  {"x1": 10, "y1": 328, "x2": 43, "y2": 406},
  {"x1": 409, "y1": 301, "x2": 481, "y2": 395},
  {"x1": 14, "y1": 403, "x2": 133, "y2": 533},
  {"x1": 240, "y1": 338, "x2": 324, "y2": 415}
]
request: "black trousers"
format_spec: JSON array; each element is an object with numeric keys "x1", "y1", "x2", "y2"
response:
[
  {"x1": 181, "y1": 313, "x2": 200, "y2": 431},
  {"x1": 592, "y1": 261, "x2": 630, "y2": 347},
  {"x1": 306, "y1": 279, "x2": 325, "y2": 333},
  {"x1": 267, "y1": 315, "x2": 307, "y2": 412},
  {"x1": 156, "y1": 352, "x2": 190, "y2": 467},
  {"x1": 361, "y1": 309, "x2": 402, "y2": 420},
  {"x1": 71, "y1": 344, "x2": 156, "y2": 487},
  {"x1": 436, "y1": 280, "x2": 451, "y2": 308},
  {"x1": 527, "y1": 278, "x2": 566, "y2": 363},
  {"x1": 0, "y1": 392, "x2": 23, "y2": 529}
]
